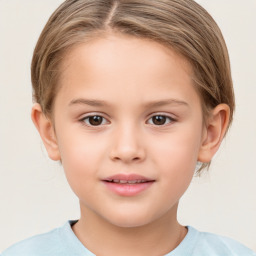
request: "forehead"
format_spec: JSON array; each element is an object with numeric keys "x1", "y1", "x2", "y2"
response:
[
  {"x1": 57, "y1": 33, "x2": 200, "y2": 109},
  {"x1": 62, "y1": 34, "x2": 192, "y2": 79}
]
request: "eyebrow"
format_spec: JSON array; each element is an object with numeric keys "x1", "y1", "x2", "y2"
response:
[
  {"x1": 69, "y1": 98, "x2": 189, "y2": 108},
  {"x1": 69, "y1": 98, "x2": 109, "y2": 107},
  {"x1": 143, "y1": 99, "x2": 189, "y2": 108}
]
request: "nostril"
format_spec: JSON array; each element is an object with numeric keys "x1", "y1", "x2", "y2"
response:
[
  {"x1": 109, "y1": 139, "x2": 146, "y2": 163},
  {"x1": 110, "y1": 155, "x2": 141, "y2": 162}
]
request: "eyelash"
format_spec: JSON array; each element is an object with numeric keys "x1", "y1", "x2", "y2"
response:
[
  {"x1": 79, "y1": 113, "x2": 176, "y2": 127},
  {"x1": 80, "y1": 114, "x2": 109, "y2": 127},
  {"x1": 147, "y1": 114, "x2": 176, "y2": 126}
]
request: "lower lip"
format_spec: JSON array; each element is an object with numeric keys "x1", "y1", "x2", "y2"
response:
[{"x1": 103, "y1": 181, "x2": 154, "y2": 196}]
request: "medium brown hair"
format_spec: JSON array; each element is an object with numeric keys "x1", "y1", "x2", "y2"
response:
[{"x1": 31, "y1": 0, "x2": 235, "y2": 171}]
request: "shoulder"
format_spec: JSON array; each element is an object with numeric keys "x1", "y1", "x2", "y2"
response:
[
  {"x1": 191, "y1": 227, "x2": 256, "y2": 256},
  {"x1": 1, "y1": 223, "x2": 68, "y2": 256}
]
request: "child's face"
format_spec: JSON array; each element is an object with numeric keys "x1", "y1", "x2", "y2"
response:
[{"x1": 51, "y1": 34, "x2": 207, "y2": 227}]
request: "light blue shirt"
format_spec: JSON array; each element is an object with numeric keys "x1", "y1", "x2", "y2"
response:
[{"x1": 2, "y1": 220, "x2": 256, "y2": 256}]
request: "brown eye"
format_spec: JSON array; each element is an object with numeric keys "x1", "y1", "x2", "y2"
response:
[
  {"x1": 148, "y1": 115, "x2": 174, "y2": 126},
  {"x1": 83, "y1": 115, "x2": 107, "y2": 126},
  {"x1": 89, "y1": 116, "x2": 102, "y2": 126},
  {"x1": 152, "y1": 115, "x2": 167, "y2": 125}
]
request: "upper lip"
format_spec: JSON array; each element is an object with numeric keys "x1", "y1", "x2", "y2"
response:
[{"x1": 103, "y1": 174, "x2": 155, "y2": 182}]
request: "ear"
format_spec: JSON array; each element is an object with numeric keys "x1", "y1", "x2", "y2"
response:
[
  {"x1": 31, "y1": 103, "x2": 61, "y2": 161},
  {"x1": 198, "y1": 104, "x2": 230, "y2": 163}
]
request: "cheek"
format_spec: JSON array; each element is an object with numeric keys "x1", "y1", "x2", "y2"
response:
[
  {"x1": 149, "y1": 127, "x2": 202, "y2": 189},
  {"x1": 155, "y1": 142, "x2": 197, "y2": 204},
  {"x1": 152, "y1": 130, "x2": 201, "y2": 169},
  {"x1": 58, "y1": 128, "x2": 105, "y2": 165},
  {"x1": 56, "y1": 131, "x2": 107, "y2": 191}
]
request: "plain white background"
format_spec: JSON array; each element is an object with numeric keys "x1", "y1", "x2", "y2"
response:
[{"x1": 0, "y1": 0, "x2": 255, "y2": 252}]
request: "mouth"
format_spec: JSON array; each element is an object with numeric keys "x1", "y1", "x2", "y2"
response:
[
  {"x1": 102, "y1": 174, "x2": 155, "y2": 196},
  {"x1": 104, "y1": 179, "x2": 152, "y2": 184}
]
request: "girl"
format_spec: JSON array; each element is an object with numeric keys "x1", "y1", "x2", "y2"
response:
[{"x1": 2, "y1": 0, "x2": 255, "y2": 255}]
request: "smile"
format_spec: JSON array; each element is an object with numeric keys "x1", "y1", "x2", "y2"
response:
[
  {"x1": 106, "y1": 179, "x2": 150, "y2": 184},
  {"x1": 103, "y1": 174, "x2": 155, "y2": 196}
]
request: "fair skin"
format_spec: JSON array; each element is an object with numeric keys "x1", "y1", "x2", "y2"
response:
[{"x1": 32, "y1": 33, "x2": 230, "y2": 256}]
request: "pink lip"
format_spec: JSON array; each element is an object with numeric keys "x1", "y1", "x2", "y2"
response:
[{"x1": 102, "y1": 174, "x2": 155, "y2": 197}]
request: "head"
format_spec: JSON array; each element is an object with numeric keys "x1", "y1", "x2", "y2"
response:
[
  {"x1": 31, "y1": 0, "x2": 234, "y2": 227},
  {"x1": 31, "y1": 0, "x2": 234, "y2": 173}
]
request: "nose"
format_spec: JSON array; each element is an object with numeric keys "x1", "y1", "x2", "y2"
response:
[{"x1": 109, "y1": 124, "x2": 146, "y2": 164}]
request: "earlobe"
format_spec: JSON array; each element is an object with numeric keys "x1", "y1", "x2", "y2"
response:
[
  {"x1": 198, "y1": 104, "x2": 230, "y2": 163},
  {"x1": 31, "y1": 103, "x2": 61, "y2": 161}
]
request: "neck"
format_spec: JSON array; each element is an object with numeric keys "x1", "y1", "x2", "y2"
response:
[{"x1": 72, "y1": 203, "x2": 187, "y2": 256}]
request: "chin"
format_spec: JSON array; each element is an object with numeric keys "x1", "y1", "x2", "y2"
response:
[
  {"x1": 103, "y1": 209, "x2": 160, "y2": 229},
  {"x1": 109, "y1": 217, "x2": 151, "y2": 228}
]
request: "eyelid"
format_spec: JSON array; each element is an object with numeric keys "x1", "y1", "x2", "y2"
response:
[
  {"x1": 146, "y1": 112, "x2": 177, "y2": 125},
  {"x1": 78, "y1": 112, "x2": 177, "y2": 127},
  {"x1": 79, "y1": 112, "x2": 111, "y2": 126},
  {"x1": 147, "y1": 112, "x2": 177, "y2": 119}
]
